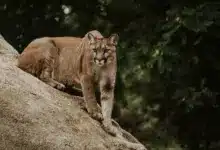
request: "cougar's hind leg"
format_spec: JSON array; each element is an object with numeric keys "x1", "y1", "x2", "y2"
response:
[
  {"x1": 40, "y1": 66, "x2": 65, "y2": 90},
  {"x1": 39, "y1": 46, "x2": 65, "y2": 90}
]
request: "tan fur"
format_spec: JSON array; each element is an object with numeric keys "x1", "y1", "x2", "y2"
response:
[{"x1": 17, "y1": 30, "x2": 119, "y2": 136}]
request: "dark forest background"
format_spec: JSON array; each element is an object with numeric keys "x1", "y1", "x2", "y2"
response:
[{"x1": 1, "y1": 0, "x2": 220, "y2": 149}]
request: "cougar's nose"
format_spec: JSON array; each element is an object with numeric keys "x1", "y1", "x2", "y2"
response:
[
  {"x1": 96, "y1": 54, "x2": 103, "y2": 61},
  {"x1": 96, "y1": 57, "x2": 103, "y2": 61}
]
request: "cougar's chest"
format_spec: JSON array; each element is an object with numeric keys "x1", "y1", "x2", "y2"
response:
[{"x1": 92, "y1": 65, "x2": 100, "y2": 82}]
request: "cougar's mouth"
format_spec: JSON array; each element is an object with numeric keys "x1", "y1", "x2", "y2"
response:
[
  {"x1": 94, "y1": 58, "x2": 106, "y2": 66},
  {"x1": 96, "y1": 60, "x2": 104, "y2": 66}
]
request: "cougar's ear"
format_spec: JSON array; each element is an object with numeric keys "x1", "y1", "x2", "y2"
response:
[
  {"x1": 87, "y1": 33, "x2": 95, "y2": 44},
  {"x1": 108, "y1": 33, "x2": 119, "y2": 46}
]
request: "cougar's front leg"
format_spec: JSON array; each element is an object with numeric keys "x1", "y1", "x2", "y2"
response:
[
  {"x1": 80, "y1": 75, "x2": 103, "y2": 121},
  {"x1": 100, "y1": 78, "x2": 117, "y2": 136}
]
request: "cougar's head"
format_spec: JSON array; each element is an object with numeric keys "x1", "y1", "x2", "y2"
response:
[{"x1": 87, "y1": 33, "x2": 119, "y2": 67}]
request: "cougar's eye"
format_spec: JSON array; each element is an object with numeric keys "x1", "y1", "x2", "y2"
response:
[{"x1": 104, "y1": 49, "x2": 109, "y2": 53}]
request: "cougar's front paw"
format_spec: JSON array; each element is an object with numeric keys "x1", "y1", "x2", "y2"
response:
[
  {"x1": 102, "y1": 120, "x2": 118, "y2": 136},
  {"x1": 87, "y1": 107, "x2": 103, "y2": 121},
  {"x1": 91, "y1": 111, "x2": 103, "y2": 121}
]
